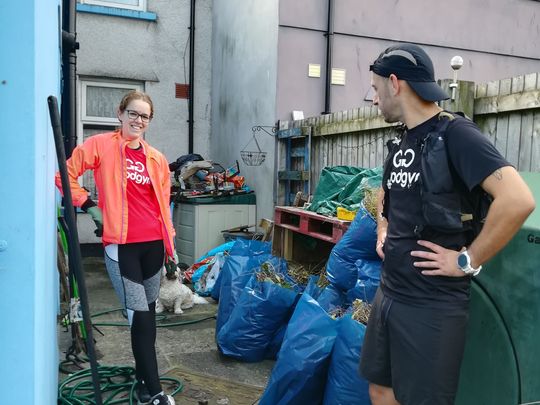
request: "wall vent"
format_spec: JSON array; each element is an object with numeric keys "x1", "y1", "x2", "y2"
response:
[{"x1": 175, "y1": 83, "x2": 190, "y2": 99}]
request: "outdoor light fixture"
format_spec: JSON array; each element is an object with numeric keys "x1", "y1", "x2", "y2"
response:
[{"x1": 449, "y1": 55, "x2": 464, "y2": 101}]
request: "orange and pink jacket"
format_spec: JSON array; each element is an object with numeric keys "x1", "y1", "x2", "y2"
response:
[{"x1": 55, "y1": 130, "x2": 176, "y2": 257}]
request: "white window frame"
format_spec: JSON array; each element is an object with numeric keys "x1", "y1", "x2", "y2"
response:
[
  {"x1": 80, "y1": 0, "x2": 146, "y2": 12},
  {"x1": 80, "y1": 80, "x2": 143, "y2": 125},
  {"x1": 78, "y1": 79, "x2": 144, "y2": 200}
]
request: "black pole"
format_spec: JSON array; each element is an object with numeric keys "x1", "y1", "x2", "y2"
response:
[
  {"x1": 324, "y1": 0, "x2": 334, "y2": 114},
  {"x1": 188, "y1": 0, "x2": 196, "y2": 153},
  {"x1": 48, "y1": 96, "x2": 103, "y2": 405},
  {"x1": 61, "y1": 0, "x2": 79, "y2": 158}
]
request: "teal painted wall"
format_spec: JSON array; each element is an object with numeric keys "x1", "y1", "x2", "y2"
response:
[{"x1": 0, "y1": 1, "x2": 61, "y2": 403}]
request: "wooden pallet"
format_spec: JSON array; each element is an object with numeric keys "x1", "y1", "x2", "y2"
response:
[
  {"x1": 272, "y1": 206, "x2": 351, "y2": 262},
  {"x1": 274, "y1": 206, "x2": 350, "y2": 243}
]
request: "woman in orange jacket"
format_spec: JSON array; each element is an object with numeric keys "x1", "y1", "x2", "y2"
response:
[{"x1": 56, "y1": 90, "x2": 176, "y2": 405}]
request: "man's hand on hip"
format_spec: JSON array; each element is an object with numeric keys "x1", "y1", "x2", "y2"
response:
[{"x1": 410, "y1": 240, "x2": 467, "y2": 277}]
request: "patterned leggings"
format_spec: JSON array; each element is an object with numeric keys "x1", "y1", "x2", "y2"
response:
[{"x1": 104, "y1": 240, "x2": 164, "y2": 396}]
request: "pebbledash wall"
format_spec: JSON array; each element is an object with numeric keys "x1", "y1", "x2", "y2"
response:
[
  {"x1": 75, "y1": 0, "x2": 213, "y2": 243},
  {"x1": 0, "y1": 1, "x2": 61, "y2": 403},
  {"x1": 76, "y1": 0, "x2": 213, "y2": 162}
]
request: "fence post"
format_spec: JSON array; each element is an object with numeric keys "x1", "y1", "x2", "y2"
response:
[{"x1": 439, "y1": 79, "x2": 475, "y2": 119}]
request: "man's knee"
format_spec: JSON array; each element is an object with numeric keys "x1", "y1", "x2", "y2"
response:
[{"x1": 369, "y1": 383, "x2": 400, "y2": 405}]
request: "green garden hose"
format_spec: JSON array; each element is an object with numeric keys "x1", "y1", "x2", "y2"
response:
[
  {"x1": 58, "y1": 365, "x2": 183, "y2": 404},
  {"x1": 90, "y1": 308, "x2": 216, "y2": 328},
  {"x1": 59, "y1": 309, "x2": 216, "y2": 403}
]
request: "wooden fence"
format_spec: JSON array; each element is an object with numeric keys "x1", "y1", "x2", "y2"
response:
[
  {"x1": 277, "y1": 72, "x2": 540, "y2": 202},
  {"x1": 474, "y1": 73, "x2": 540, "y2": 172}
]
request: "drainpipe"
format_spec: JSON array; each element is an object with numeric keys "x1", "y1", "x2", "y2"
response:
[
  {"x1": 188, "y1": 0, "x2": 196, "y2": 153},
  {"x1": 324, "y1": 0, "x2": 334, "y2": 114},
  {"x1": 61, "y1": 0, "x2": 79, "y2": 158}
]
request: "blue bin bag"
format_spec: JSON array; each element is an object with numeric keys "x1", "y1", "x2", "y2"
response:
[
  {"x1": 193, "y1": 252, "x2": 227, "y2": 296},
  {"x1": 259, "y1": 293, "x2": 339, "y2": 405},
  {"x1": 265, "y1": 292, "x2": 301, "y2": 360},
  {"x1": 228, "y1": 239, "x2": 271, "y2": 256},
  {"x1": 210, "y1": 241, "x2": 271, "y2": 301},
  {"x1": 211, "y1": 263, "x2": 225, "y2": 301},
  {"x1": 191, "y1": 261, "x2": 212, "y2": 285},
  {"x1": 265, "y1": 323, "x2": 287, "y2": 360},
  {"x1": 304, "y1": 275, "x2": 324, "y2": 300},
  {"x1": 194, "y1": 240, "x2": 236, "y2": 263},
  {"x1": 323, "y1": 315, "x2": 371, "y2": 405},
  {"x1": 217, "y1": 276, "x2": 298, "y2": 362},
  {"x1": 346, "y1": 259, "x2": 382, "y2": 304},
  {"x1": 317, "y1": 284, "x2": 347, "y2": 313},
  {"x1": 202, "y1": 241, "x2": 245, "y2": 301},
  {"x1": 326, "y1": 205, "x2": 378, "y2": 291},
  {"x1": 214, "y1": 240, "x2": 272, "y2": 334}
]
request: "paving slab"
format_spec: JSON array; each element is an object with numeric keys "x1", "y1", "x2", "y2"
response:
[{"x1": 166, "y1": 365, "x2": 264, "y2": 405}]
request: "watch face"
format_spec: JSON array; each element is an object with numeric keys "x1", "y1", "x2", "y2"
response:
[{"x1": 457, "y1": 253, "x2": 469, "y2": 268}]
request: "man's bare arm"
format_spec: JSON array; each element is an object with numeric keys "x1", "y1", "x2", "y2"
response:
[
  {"x1": 467, "y1": 166, "x2": 535, "y2": 268},
  {"x1": 411, "y1": 166, "x2": 535, "y2": 277}
]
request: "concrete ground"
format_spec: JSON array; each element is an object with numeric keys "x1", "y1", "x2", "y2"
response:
[{"x1": 57, "y1": 253, "x2": 275, "y2": 405}]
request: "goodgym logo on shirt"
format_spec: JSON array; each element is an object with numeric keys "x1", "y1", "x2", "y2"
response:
[
  {"x1": 387, "y1": 149, "x2": 419, "y2": 189},
  {"x1": 126, "y1": 158, "x2": 150, "y2": 185}
]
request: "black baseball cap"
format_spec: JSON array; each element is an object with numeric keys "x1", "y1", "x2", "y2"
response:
[{"x1": 370, "y1": 43, "x2": 449, "y2": 102}]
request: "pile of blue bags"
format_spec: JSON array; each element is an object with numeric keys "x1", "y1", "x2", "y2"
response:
[
  {"x1": 213, "y1": 239, "x2": 300, "y2": 362},
  {"x1": 213, "y1": 198, "x2": 382, "y2": 404},
  {"x1": 326, "y1": 202, "x2": 381, "y2": 302},
  {"x1": 259, "y1": 293, "x2": 371, "y2": 405}
]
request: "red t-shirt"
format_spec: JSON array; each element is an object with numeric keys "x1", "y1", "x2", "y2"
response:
[{"x1": 125, "y1": 146, "x2": 163, "y2": 243}]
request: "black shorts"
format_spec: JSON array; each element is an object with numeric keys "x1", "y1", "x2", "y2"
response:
[{"x1": 360, "y1": 288, "x2": 469, "y2": 405}]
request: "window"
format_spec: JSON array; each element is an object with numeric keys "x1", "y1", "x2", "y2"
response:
[
  {"x1": 79, "y1": 0, "x2": 146, "y2": 12},
  {"x1": 79, "y1": 80, "x2": 143, "y2": 199}
]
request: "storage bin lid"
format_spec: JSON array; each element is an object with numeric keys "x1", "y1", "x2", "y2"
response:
[{"x1": 175, "y1": 192, "x2": 256, "y2": 205}]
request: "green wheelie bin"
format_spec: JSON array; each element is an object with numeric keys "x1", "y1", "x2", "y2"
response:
[{"x1": 456, "y1": 172, "x2": 540, "y2": 405}]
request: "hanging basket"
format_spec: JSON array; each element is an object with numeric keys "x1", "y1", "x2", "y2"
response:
[
  {"x1": 240, "y1": 150, "x2": 267, "y2": 166},
  {"x1": 240, "y1": 134, "x2": 267, "y2": 166}
]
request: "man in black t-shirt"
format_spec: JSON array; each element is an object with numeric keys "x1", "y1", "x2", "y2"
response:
[{"x1": 359, "y1": 43, "x2": 535, "y2": 405}]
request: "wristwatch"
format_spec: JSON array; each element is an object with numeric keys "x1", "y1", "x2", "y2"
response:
[{"x1": 457, "y1": 250, "x2": 482, "y2": 276}]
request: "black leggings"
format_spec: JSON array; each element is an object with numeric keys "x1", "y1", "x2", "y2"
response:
[
  {"x1": 131, "y1": 301, "x2": 160, "y2": 394},
  {"x1": 117, "y1": 240, "x2": 164, "y2": 396}
]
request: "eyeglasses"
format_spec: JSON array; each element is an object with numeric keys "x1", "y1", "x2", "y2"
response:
[{"x1": 126, "y1": 110, "x2": 152, "y2": 123}]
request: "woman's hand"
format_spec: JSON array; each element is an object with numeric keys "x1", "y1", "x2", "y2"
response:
[
  {"x1": 87, "y1": 206, "x2": 103, "y2": 237},
  {"x1": 164, "y1": 251, "x2": 179, "y2": 274}
]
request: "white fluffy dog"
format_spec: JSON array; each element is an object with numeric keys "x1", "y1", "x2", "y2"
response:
[{"x1": 156, "y1": 266, "x2": 208, "y2": 314}]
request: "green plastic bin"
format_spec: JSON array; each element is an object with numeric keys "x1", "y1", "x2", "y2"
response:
[{"x1": 456, "y1": 172, "x2": 540, "y2": 405}]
